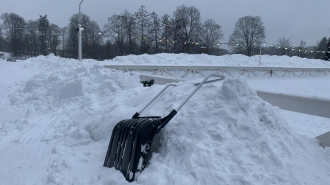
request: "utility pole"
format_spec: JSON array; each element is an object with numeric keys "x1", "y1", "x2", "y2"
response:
[{"x1": 78, "y1": 0, "x2": 84, "y2": 61}]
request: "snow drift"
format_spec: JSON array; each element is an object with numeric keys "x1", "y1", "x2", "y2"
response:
[
  {"x1": 106, "y1": 53, "x2": 330, "y2": 68},
  {"x1": 0, "y1": 54, "x2": 329, "y2": 185},
  {"x1": 94, "y1": 77, "x2": 330, "y2": 185}
]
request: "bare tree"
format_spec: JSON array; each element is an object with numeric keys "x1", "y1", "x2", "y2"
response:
[
  {"x1": 297, "y1": 40, "x2": 306, "y2": 57},
  {"x1": 66, "y1": 14, "x2": 79, "y2": 58},
  {"x1": 173, "y1": 5, "x2": 201, "y2": 53},
  {"x1": 200, "y1": 18, "x2": 223, "y2": 54},
  {"x1": 229, "y1": 16, "x2": 265, "y2": 56},
  {"x1": 149, "y1": 12, "x2": 161, "y2": 53},
  {"x1": 66, "y1": 13, "x2": 102, "y2": 59},
  {"x1": 23, "y1": 20, "x2": 39, "y2": 57},
  {"x1": 135, "y1": 5, "x2": 151, "y2": 54},
  {"x1": 80, "y1": 14, "x2": 92, "y2": 58},
  {"x1": 277, "y1": 37, "x2": 292, "y2": 56},
  {"x1": 48, "y1": 24, "x2": 60, "y2": 55},
  {"x1": 1, "y1": 13, "x2": 26, "y2": 56},
  {"x1": 88, "y1": 20, "x2": 103, "y2": 59},
  {"x1": 59, "y1": 27, "x2": 68, "y2": 57},
  {"x1": 104, "y1": 14, "x2": 126, "y2": 56},
  {"x1": 161, "y1": 14, "x2": 171, "y2": 53},
  {"x1": 121, "y1": 10, "x2": 137, "y2": 55}
]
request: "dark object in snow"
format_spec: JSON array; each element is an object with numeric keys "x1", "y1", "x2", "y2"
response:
[
  {"x1": 141, "y1": 79, "x2": 154, "y2": 87},
  {"x1": 103, "y1": 74, "x2": 225, "y2": 182},
  {"x1": 7, "y1": 57, "x2": 17, "y2": 62}
]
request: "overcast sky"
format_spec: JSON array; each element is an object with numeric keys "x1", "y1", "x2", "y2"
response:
[{"x1": 1, "y1": 0, "x2": 329, "y2": 47}]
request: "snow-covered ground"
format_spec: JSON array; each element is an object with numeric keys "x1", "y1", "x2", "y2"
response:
[{"x1": 0, "y1": 54, "x2": 329, "y2": 185}]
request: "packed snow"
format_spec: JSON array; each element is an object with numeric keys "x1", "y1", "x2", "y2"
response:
[{"x1": 0, "y1": 54, "x2": 329, "y2": 185}]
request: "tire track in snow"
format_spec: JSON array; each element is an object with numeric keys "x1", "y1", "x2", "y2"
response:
[
  {"x1": 0, "y1": 107, "x2": 75, "y2": 184},
  {"x1": 0, "y1": 111, "x2": 67, "y2": 148},
  {"x1": 17, "y1": 113, "x2": 66, "y2": 143},
  {"x1": 0, "y1": 115, "x2": 50, "y2": 148}
]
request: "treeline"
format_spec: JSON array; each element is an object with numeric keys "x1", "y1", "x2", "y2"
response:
[
  {"x1": 0, "y1": 5, "x2": 224, "y2": 59},
  {"x1": 0, "y1": 5, "x2": 328, "y2": 60}
]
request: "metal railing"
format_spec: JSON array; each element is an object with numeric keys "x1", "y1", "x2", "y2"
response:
[{"x1": 104, "y1": 65, "x2": 330, "y2": 78}]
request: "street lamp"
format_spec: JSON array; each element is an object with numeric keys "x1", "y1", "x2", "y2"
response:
[{"x1": 78, "y1": 0, "x2": 84, "y2": 61}]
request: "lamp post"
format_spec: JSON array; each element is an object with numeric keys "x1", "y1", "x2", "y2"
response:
[{"x1": 78, "y1": 0, "x2": 84, "y2": 61}]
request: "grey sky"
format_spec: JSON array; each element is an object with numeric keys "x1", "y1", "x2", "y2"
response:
[{"x1": 1, "y1": 0, "x2": 329, "y2": 47}]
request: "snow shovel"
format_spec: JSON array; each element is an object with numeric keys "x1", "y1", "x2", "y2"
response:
[{"x1": 103, "y1": 74, "x2": 225, "y2": 182}]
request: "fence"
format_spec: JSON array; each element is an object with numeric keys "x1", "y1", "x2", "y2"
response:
[{"x1": 104, "y1": 65, "x2": 330, "y2": 78}]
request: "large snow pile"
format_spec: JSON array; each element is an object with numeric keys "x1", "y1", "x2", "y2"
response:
[
  {"x1": 0, "y1": 54, "x2": 329, "y2": 184},
  {"x1": 105, "y1": 53, "x2": 330, "y2": 68},
  {"x1": 124, "y1": 78, "x2": 330, "y2": 185}
]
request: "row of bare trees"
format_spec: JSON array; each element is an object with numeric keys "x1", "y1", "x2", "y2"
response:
[
  {"x1": 227, "y1": 15, "x2": 328, "y2": 59},
  {"x1": 0, "y1": 13, "x2": 62, "y2": 58},
  {"x1": 0, "y1": 5, "x2": 224, "y2": 59},
  {"x1": 265, "y1": 37, "x2": 329, "y2": 59},
  {"x1": 0, "y1": 5, "x2": 328, "y2": 60},
  {"x1": 102, "y1": 5, "x2": 224, "y2": 57}
]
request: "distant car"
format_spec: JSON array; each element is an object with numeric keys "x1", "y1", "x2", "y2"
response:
[{"x1": 7, "y1": 58, "x2": 17, "y2": 62}]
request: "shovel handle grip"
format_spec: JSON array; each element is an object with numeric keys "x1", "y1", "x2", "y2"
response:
[{"x1": 155, "y1": 109, "x2": 177, "y2": 134}]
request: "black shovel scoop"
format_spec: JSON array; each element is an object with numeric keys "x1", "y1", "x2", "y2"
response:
[{"x1": 103, "y1": 74, "x2": 225, "y2": 182}]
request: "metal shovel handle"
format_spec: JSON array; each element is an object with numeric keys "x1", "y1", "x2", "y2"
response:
[
  {"x1": 134, "y1": 74, "x2": 225, "y2": 118},
  {"x1": 154, "y1": 74, "x2": 225, "y2": 133},
  {"x1": 176, "y1": 74, "x2": 225, "y2": 112},
  {"x1": 193, "y1": 77, "x2": 225, "y2": 86},
  {"x1": 133, "y1": 84, "x2": 177, "y2": 118}
]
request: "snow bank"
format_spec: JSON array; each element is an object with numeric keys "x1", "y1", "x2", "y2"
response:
[
  {"x1": 0, "y1": 54, "x2": 330, "y2": 185},
  {"x1": 89, "y1": 77, "x2": 330, "y2": 185},
  {"x1": 105, "y1": 53, "x2": 330, "y2": 68}
]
